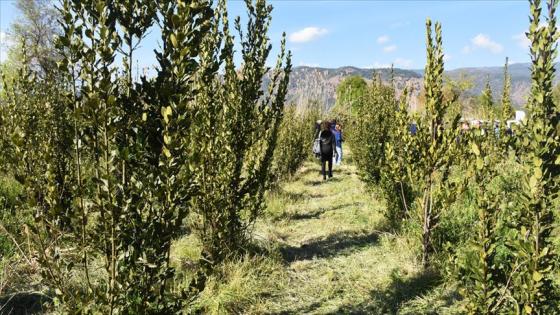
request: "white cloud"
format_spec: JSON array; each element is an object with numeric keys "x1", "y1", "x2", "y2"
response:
[
  {"x1": 471, "y1": 34, "x2": 503, "y2": 54},
  {"x1": 371, "y1": 61, "x2": 391, "y2": 68},
  {"x1": 377, "y1": 35, "x2": 390, "y2": 44},
  {"x1": 394, "y1": 58, "x2": 413, "y2": 68},
  {"x1": 383, "y1": 45, "x2": 397, "y2": 53},
  {"x1": 462, "y1": 45, "x2": 472, "y2": 54},
  {"x1": 288, "y1": 27, "x2": 328, "y2": 43},
  {"x1": 513, "y1": 33, "x2": 530, "y2": 49},
  {"x1": 298, "y1": 61, "x2": 320, "y2": 67},
  {"x1": 369, "y1": 58, "x2": 413, "y2": 69}
]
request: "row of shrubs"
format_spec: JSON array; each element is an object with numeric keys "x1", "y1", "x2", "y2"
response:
[
  {"x1": 0, "y1": 0, "x2": 331, "y2": 313},
  {"x1": 346, "y1": 2, "x2": 560, "y2": 313}
]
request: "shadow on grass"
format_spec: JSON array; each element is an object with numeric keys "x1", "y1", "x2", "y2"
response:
[
  {"x1": 338, "y1": 169, "x2": 356, "y2": 177},
  {"x1": 288, "y1": 202, "x2": 364, "y2": 221},
  {"x1": 328, "y1": 269, "x2": 443, "y2": 315},
  {"x1": 279, "y1": 230, "x2": 380, "y2": 263},
  {"x1": 294, "y1": 166, "x2": 322, "y2": 179},
  {"x1": 303, "y1": 179, "x2": 323, "y2": 186},
  {"x1": 303, "y1": 176, "x2": 343, "y2": 186},
  {"x1": 285, "y1": 190, "x2": 325, "y2": 201},
  {"x1": 271, "y1": 188, "x2": 325, "y2": 202},
  {"x1": 0, "y1": 292, "x2": 51, "y2": 315}
]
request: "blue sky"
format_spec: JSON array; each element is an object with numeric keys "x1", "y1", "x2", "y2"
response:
[{"x1": 1, "y1": 0, "x2": 534, "y2": 70}]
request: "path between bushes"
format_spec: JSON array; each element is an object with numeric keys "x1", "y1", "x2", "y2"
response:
[{"x1": 248, "y1": 155, "x2": 458, "y2": 314}]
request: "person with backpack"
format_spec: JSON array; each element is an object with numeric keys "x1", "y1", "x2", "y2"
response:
[{"x1": 318, "y1": 121, "x2": 336, "y2": 180}]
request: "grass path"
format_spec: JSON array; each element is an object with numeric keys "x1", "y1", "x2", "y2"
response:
[
  {"x1": 188, "y1": 156, "x2": 460, "y2": 314},
  {"x1": 249, "y1": 158, "x2": 458, "y2": 314}
]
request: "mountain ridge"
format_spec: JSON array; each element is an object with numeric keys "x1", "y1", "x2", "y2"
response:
[{"x1": 283, "y1": 62, "x2": 556, "y2": 111}]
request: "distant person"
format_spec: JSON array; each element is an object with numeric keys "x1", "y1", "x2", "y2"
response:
[
  {"x1": 410, "y1": 122, "x2": 418, "y2": 135},
  {"x1": 506, "y1": 126, "x2": 513, "y2": 136},
  {"x1": 319, "y1": 121, "x2": 336, "y2": 180},
  {"x1": 334, "y1": 123, "x2": 343, "y2": 165},
  {"x1": 329, "y1": 120, "x2": 338, "y2": 165}
]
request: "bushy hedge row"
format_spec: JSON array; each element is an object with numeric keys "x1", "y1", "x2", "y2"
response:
[
  {"x1": 0, "y1": 0, "x2": 291, "y2": 312},
  {"x1": 271, "y1": 103, "x2": 321, "y2": 183},
  {"x1": 348, "y1": 1, "x2": 560, "y2": 312}
]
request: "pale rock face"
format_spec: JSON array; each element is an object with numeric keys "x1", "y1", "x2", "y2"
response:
[{"x1": 263, "y1": 63, "x2": 552, "y2": 112}]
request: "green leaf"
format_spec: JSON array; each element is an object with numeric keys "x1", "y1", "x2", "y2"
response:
[
  {"x1": 476, "y1": 158, "x2": 484, "y2": 170},
  {"x1": 471, "y1": 143, "x2": 480, "y2": 156},
  {"x1": 161, "y1": 106, "x2": 172, "y2": 124},
  {"x1": 533, "y1": 271, "x2": 543, "y2": 282},
  {"x1": 170, "y1": 34, "x2": 178, "y2": 48},
  {"x1": 107, "y1": 95, "x2": 116, "y2": 106},
  {"x1": 529, "y1": 175, "x2": 539, "y2": 190},
  {"x1": 162, "y1": 146, "x2": 171, "y2": 158},
  {"x1": 533, "y1": 157, "x2": 543, "y2": 167}
]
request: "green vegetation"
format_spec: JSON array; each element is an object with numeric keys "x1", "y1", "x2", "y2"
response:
[
  {"x1": 271, "y1": 102, "x2": 321, "y2": 183},
  {"x1": 501, "y1": 57, "x2": 515, "y2": 121},
  {"x1": 1, "y1": 0, "x2": 291, "y2": 312},
  {"x1": 1, "y1": 0, "x2": 560, "y2": 313},
  {"x1": 347, "y1": 1, "x2": 560, "y2": 313},
  {"x1": 480, "y1": 78, "x2": 495, "y2": 119},
  {"x1": 172, "y1": 156, "x2": 462, "y2": 314},
  {"x1": 333, "y1": 75, "x2": 367, "y2": 116}
]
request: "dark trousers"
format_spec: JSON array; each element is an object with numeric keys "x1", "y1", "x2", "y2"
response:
[{"x1": 321, "y1": 154, "x2": 333, "y2": 179}]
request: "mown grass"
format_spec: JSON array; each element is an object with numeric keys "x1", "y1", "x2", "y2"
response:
[{"x1": 174, "y1": 154, "x2": 463, "y2": 314}]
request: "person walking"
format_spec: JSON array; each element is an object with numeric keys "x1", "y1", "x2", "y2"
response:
[
  {"x1": 334, "y1": 123, "x2": 343, "y2": 165},
  {"x1": 319, "y1": 121, "x2": 336, "y2": 180}
]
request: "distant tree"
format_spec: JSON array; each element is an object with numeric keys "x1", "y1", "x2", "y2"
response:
[
  {"x1": 480, "y1": 77, "x2": 495, "y2": 118},
  {"x1": 334, "y1": 75, "x2": 367, "y2": 115},
  {"x1": 5, "y1": 0, "x2": 61, "y2": 76},
  {"x1": 443, "y1": 72, "x2": 474, "y2": 120},
  {"x1": 501, "y1": 57, "x2": 514, "y2": 121}
]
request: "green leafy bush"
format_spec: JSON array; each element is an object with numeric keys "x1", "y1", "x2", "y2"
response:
[
  {"x1": 1, "y1": 0, "x2": 291, "y2": 312},
  {"x1": 271, "y1": 103, "x2": 320, "y2": 183},
  {"x1": 0, "y1": 175, "x2": 25, "y2": 257}
]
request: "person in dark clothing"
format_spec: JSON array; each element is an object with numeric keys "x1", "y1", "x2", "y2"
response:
[{"x1": 319, "y1": 121, "x2": 336, "y2": 180}]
